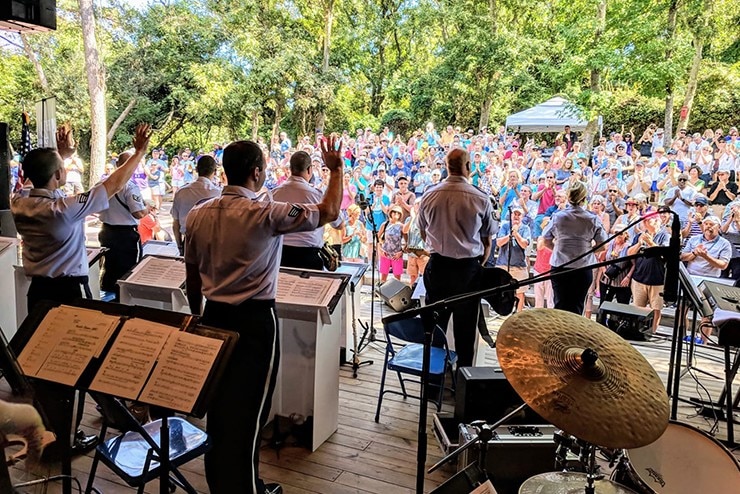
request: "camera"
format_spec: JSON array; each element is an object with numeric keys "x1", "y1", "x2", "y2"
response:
[{"x1": 355, "y1": 193, "x2": 369, "y2": 210}]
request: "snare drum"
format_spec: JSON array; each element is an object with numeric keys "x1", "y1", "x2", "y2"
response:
[{"x1": 613, "y1": 421, "x2": 740, "y2": 493}]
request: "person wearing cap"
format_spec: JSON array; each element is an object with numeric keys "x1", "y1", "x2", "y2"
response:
[
  {"x1": 708, "y1": 168, "x2": 738, "y2": 218},
  {"x1": 495, "y1": 206, "x2": 531, "y2": 312},
  {"x1": 652, "y1": 128, "x2": 665, "y2": 154},
  {"x1": 681, "y1": 215, "x2": 732, "y2": 279},
  {"x1": 377, "y1": 204, "x2": 405, "y2": 283},
  {"x1": 681, "y1": 195, "x2": 710, "y2": 239},
  {"x1": 543, "y1": 181, "x2": 608, "y2": 315},
  {"x1": 273, "y1": 151, "x2": 345, "y2": 270},
  {"x1": 625, "y1": 160, "x2": 651, "y2": 198},
  {"x1": 612, "y1": 196, "x2": 641, "y2": 240},
  {"x1": 413, "y1": 162, "x2": 432, "y2": 197},
  {"x1": 185, "y1": 137, "x2": 343, "y2": 494},
  {"x1": 615, "y1": 143, "x2": 634, "y2": 171},
  {"x1": 366, "y1": 179, "x2": 390, "y2": 240},
  {"x1": 390, "y1": 155, "x2": 409, "y2": 179},
  {"x1": 504, "y1": 140, "x2": 523, "y2": 160},
  {"x1": 376, "y1": 164, "x2": 395, "y2": 199},
  {"x1": 417, "y1": 148, "x2": 495, "y2": 367},
  {"x1": 12, "y1": 123, "x2": 151, "y2": 459},
  {"x1": 664, "y1": 172, "x2": 698, "y2": 225},
  {"x1": 391, "y1": 175, "x2": 415, "y2": 222},
  {"x1": 470, "y1": 151, "x2": 486, "y2": 187},
  {"x1": 627, "y1": 212, "x2": 670, "y2": 333}
]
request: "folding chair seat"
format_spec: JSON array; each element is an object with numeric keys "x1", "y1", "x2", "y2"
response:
[
  {"x1": 85, "y1": 396, "x2": 210, "y2": 494},
  {"x1": 375, "y1": 317, "x2": 457, "y2": 422}
]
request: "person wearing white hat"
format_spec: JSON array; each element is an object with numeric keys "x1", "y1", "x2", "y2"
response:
[
  {"x1": 495, "y1": 205, "x2": 531, "y2": 312},
  {"x1": 377, "y1": 204, "x2": 405, "y2": 282},
  {"x1": 680, "y1": 215, "x2": 732, "y2": 278}
]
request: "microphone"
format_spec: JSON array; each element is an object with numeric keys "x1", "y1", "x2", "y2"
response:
[
  {"x1": 662, "y1": 210, "x2": 681, "y2": 303},
  {"x1": 355, "y1": 192, "x2": 369, "y2": 210}
]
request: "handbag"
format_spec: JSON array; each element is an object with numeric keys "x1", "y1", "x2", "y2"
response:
[
  {"x1": 604, "y1": 263, "x2": 625, "y2": 280},
  {"x1": 318, "y1": 242, "x2": 340, "y2": 271}
]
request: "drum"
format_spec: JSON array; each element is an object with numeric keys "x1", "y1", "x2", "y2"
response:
[
  {"x1": 519, "y1": 472, "x2": 637, "y2": 493},
  {"x1": 613, "y1": 421, "x2": 740, "y2": 493}
]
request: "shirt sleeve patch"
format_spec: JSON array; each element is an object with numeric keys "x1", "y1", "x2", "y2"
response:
[
  {"x1": 288, "y1": 204, "x2": 304, "y2": 217},
  {"x1": 133, "y1": 195, "x2": 141, "y2": 202},
  {"x1": 78, "y1": 192, "x2": 90, "y2": 204}
]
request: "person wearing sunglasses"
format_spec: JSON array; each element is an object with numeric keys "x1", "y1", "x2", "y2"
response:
[{"x1": 664, "y1": 173, "x2": 698, "y2": 225}]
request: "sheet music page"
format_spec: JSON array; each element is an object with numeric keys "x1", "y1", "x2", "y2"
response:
[
  {"x1": 139, "y1": 331, "x2": 223, "y2": 413},
  {"x1": 126, "y1": 256, "x2": 186, "y2": 288},
  {"x1": 276, "y1": 272, "x2": 341, "y2": 306},
  {"x1": 24, "y1": 306, "x2": 120, "y2": 386},
  {"x1": 89, "y1": 319, "x2": 176, "y2": 399}
]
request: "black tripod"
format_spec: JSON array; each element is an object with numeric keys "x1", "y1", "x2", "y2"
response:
[{"x1": 356, "y1": 193, "x2": 380, "y2": 352}]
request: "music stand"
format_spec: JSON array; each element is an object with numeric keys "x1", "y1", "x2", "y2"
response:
[{"x1": 10, "y1": 299, "x2": 238, "y2": 494}]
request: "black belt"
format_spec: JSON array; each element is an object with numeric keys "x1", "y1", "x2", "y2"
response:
[{"x1": 102, "y1": 223, "x2": 138, "y2": 231}]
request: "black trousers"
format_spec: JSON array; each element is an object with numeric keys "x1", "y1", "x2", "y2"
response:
[
  {"x1": 280, "y1": 245, "x2": 324, "y2": 271},
  {"x1": 423, "y1": 254, "x2": 482, "y2": 367},
  {"x1": 599, "y1": 281, "x2": 632, "y2": 305},
  {"x1": 552, "y1": 267, "x2": 593, "y2": 316},
  {"x1": 99, "y1": 224, "x2": 141, "y2": 300},
  {"x1": 201, "y1": 299, "x2": 279, "y2": 494},
  {"x1": 26, "y1": 276, "x2": 89, "y2": 460}
]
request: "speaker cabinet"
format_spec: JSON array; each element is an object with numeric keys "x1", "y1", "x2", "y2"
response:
[
  {"x1": 377, "y1": 278, "x2": 413, "y2": 312},
  {"x1": 455, "y1": 366, "x2": 546, "y2": 424},
  {"x1": 1, "y1": 0, "x2": 56, "y2": 32}
]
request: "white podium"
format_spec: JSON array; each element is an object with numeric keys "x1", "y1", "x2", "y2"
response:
[
  {"x1": 13, "y1": 246, "x2": 104, "y2": 333},
  {"x1": 411, "y1": 277, "x2": 491, "y2": 367},
  {"x1": 118, "y1": 255, "x2": 188, "y2": 313},
  {"x1": 271, "y1": 268, "x2": 349, "y2": 451},
  {"x1": 334, "y1": 262, "x2": 369, "y2": 361},
  {"x1": 0, "y1": 238, "x2": 18, "y2": 341}
]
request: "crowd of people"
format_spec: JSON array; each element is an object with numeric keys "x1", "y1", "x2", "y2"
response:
[{"x1": 10, "y1": 116, "x2": 740, "y2": 494}]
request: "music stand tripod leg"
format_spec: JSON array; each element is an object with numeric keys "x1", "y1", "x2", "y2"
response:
[{"x1": 347, "y1": 284, "x2": 372, "y2": 378}]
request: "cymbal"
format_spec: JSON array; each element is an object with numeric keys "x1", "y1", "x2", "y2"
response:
[
  {"x1": 496, "y1": 309, "x2": 669, "y2": 449},
  {"x1": 519, "y1": 472, "x2": 638, "y2": 493}
]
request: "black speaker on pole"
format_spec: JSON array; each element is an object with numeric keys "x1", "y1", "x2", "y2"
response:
[
  {"x1": 0, "y1": 0, "x2": 56, "y2": 32},
  {"x1": 376, "y1": 278, "x2": 413, "y2": 312}
]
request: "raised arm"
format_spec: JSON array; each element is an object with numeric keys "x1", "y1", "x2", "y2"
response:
[
  {"x1": 316, "y1": 136, "x2": 344, "y2": 225},
  {"x1": 103, "y1": 124, "x2": 152, "y2": 198}
]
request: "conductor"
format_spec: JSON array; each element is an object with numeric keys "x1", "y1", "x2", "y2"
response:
[
  {"x1": 11, "y1": 123, "x2": 151, "y2": 456},
  {"x1": 185, "y1": 137, "x2": 343, "y2": 494},
  {"x1": 417, "y1": 148, "x2": 495, "y2": 367}
]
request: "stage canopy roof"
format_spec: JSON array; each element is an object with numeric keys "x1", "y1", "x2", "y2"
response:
[{"x1": 505, "y1": 96, "x2": 588, "y2": 132}]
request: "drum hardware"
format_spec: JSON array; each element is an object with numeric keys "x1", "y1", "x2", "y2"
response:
[{"x1": 519, "y1": 472, "x2": 638, "y2": 494}]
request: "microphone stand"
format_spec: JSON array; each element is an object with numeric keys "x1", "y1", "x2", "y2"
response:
[
  {"x1": 506, "y1": 205, "x2": 513, "y2": 273},
  {"x1": 357, "y1": 194, "x2": 380, "y2": 350}
]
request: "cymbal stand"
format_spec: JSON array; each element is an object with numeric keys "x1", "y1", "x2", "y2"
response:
[{"x1": 583, "y1": 443, "x2": 598, "y2": 494}]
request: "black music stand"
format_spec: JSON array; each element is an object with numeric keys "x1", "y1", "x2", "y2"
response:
[{"x1": 10, "y1": 300, "x2": 238, "y2": 494}]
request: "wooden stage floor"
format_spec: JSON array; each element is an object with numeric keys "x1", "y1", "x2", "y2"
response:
[{"x1": 4, "y1": 285, "x2": 740, "y2": 493}]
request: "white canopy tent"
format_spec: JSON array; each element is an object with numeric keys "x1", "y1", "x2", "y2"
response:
[{"x1": 505, "y1": 96, "x2": 589, "y2": 133}]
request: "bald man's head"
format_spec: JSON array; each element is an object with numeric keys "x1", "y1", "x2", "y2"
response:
[{"x1": 446, "y1": 148, "x2": 470, "y2": 177}]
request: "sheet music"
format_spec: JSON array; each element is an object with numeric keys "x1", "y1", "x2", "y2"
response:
[
  {"x1": 19, "y1": 305, "x2": 120, "y2": 386},
  {"x1": 139, "y1": 331, "x2": 223, "y2": 413},
  {"x1": 276, "y1": 273, "x2": 342, "y2": 306},
  {"x1": 89, "y1": 319, "x2": 176, "y2": 400},
  {"x1": 126, "y1": 256, "x2": 186, "y2": 288}
]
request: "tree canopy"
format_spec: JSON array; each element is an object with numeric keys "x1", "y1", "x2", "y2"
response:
[{"x1": 1, "y1": 0, "x2": 739, "y2": 174}]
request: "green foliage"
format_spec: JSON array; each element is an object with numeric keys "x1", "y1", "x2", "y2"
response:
[
  {"x1": 380, "y1": 109, "x2": 413, "y2": 137},
  {"x1": 0, "y1": 0, "x2": 738, "y2": 155}
]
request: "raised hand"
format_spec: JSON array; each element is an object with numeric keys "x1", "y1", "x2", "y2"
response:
[
  {"x1": 320, "y1": 135, "x2": 343, "y2": 172},
  {"x1": 132, "y1": 124, "x2": 153, "y2": 152},
  {"x1": 56, "y1": 124, "x2": 76, "y2": 160}
]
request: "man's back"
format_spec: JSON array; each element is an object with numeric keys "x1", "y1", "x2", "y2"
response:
[{"x1": 171, "y1": 176, "x2": 221, "y2": 234}]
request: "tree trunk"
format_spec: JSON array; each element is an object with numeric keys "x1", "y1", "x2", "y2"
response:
[
  {"x1": 20, "y1": 34, "x2": 49, "y2": 93},
  {"x1": 271, "y1": 104, "x2": 282, "y2": 143},
  {"x1": 663, "y1": 0, "x2": 679, "y2": 145},
  {"x1": 314, "y1": 0, "x2": 334, "y2": 134},
  {"x1": 106, "y1": 98, "x2": 136, "y2": 145},
  {"x1": 489, "y1": 0, "x2": 497, "y2": 30},
  {"x1": 251, "y1": 110, "x2": 259, "y2": 141},
  {"x1": 78, "y1": 0, "x2": 107, "y2": 185},
  {"x1": 581, "y1": 119, "x2": 599, "y2": 159},
  {"x1": 676, "y1": 38, "x2": 704, "y2": 133},
  {"x1": 479, "y1": 98, "x2": 492, "y2": 132}
]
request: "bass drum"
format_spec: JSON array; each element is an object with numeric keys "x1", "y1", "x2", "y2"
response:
[{"x1": 613, "y1": 421, "x2": 740, "y2": 493}]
